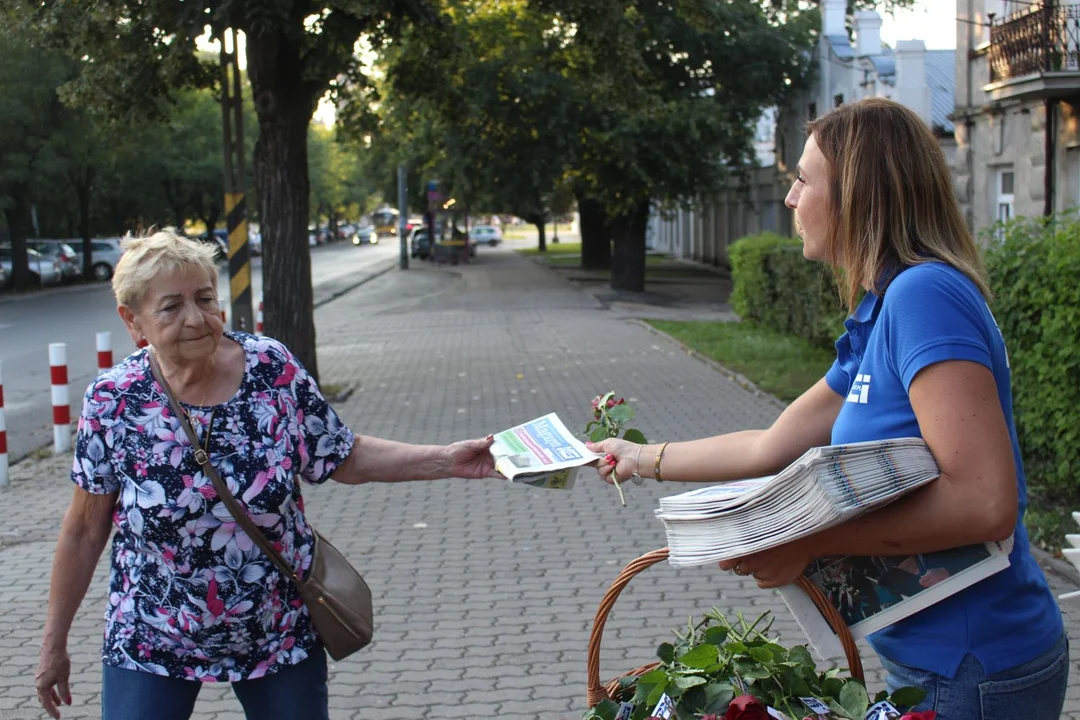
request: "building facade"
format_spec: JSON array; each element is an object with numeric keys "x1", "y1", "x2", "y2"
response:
[
  {"x1": 953, "y1": 0, "x2": 1080, "y2": 236},
  {"x1": 650, "y1": 0, "x2": 956, "y2": 264}
]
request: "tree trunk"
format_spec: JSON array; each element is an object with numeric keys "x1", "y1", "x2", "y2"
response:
[
  {"x1": 551, "y1": 218, "x2": 559, "y2": 244},
  {"x1": 72, "y1": 167, "x2": 95, "y2": 281},
  {"x1": 535, "y1": 221, "x2": 546, "y2": 252},
  {"x1": 4, "y1": 185, "x2": 35, "y2": 291},
  {"x1": 577, "y1": 192, "x2": 611, "y2": 271},
  {"x1": 247, "y1": 27, "x2": 320, "y2": 380},
  {"x1": 610, "y1": 200, "x2": 650, "y2": 293}
]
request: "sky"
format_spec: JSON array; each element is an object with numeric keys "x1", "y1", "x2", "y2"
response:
[{"x1": 879, "y1": 1, "x2": 957, "y2": 50}]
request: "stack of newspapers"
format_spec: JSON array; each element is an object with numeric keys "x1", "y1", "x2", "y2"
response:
[{"x1": 657, "y1": 438, "x2": 940, "y2": 568}]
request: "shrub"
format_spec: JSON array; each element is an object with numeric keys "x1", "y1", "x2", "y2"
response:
[
  {"x1": 985, "y1": 215, "x2": 1080, "y2": 506},
  {"x1": 729, "y1": 232, "x2": 846, "y2": 349}
]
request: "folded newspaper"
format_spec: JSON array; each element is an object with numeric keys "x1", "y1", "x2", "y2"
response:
[
  {"x1": 655, "y1": 438, "x2": 941, "y2": 567},
  {"x1": 491, "y1": 413, "x2": 603, "y2": 489}
]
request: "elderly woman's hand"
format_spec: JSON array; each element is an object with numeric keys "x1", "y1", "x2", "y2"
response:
[
  {"x1": 35, "y1": 644, "x2": 71, "y2": 719},
  {"x1": 443, "y1": 435, "x2": 499, "y2": 479}
]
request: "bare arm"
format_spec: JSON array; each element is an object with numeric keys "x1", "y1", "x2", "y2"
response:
[
  {"x1": 595, "y1": 378, "x2": 844, "y2": 484},
  {"x1": 37, "y1": 488, "x2": 116, "y2": 718},
  {"x1": 330, "y1": 434, "x2": 496, "y2": 485},
  {"x1": 732, "y1": 361, "x2": 1018, "y2": 587}
]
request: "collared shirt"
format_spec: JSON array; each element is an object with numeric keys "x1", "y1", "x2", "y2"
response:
[
  {"x1": 825, "y1": 262, "x2": 1062, "y2": 678},
  {"x1": 72, "y1": 332, "x2": 355, "y2": 681}
]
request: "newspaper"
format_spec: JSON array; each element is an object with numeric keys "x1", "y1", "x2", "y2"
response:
[
  {"x1": 491, "y1": 413, "x2": 602, "y2": 489},
  {"x1": 779, "y1": 534, "x2": 1014, "y2": 659}
]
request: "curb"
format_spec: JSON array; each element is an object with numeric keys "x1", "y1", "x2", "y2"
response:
[
  {"x1": 312, "y1": 259, "x2": 398, "y2": 309},
  {"x1": 1033, "y1": 545, "x2": 1080, "y2": 590},
  {"x1": 0, "y1": 279, "x2": 109, "y2": 306},
  {"x1": 629, "y1": 318, "x2": 788, "y2": 412}
]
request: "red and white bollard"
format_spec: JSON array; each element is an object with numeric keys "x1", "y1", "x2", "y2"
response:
[
  {"x1": 0, "y1": 360, "x2": 8, "y2": 488},
  {"x1": 96, "y1": 331, "x2": 113, "y2": 373},
  {"x1": 256, "y1": 301, "x2": 264, "y2": 335},
  {"x1": 50, "y1": 343, "x2": 71, "y2": 454}
]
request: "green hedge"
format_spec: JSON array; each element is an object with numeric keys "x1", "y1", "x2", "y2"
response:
[
  {"x1": 729, "y1": 232, "x2": 846, "y2": 349},
  {"x1": 985, "y1": 215, "x2": 1080, "y2": 505}
]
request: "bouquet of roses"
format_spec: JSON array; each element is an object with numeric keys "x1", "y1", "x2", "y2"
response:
[
  {"x1": 582, "y1": 609, "x2": 928, "y2": 720},
  {"x1": 585, "y1": 392, "x2": 648, "y2": 506}
]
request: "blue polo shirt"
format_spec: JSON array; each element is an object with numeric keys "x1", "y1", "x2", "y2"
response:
[{"x1": 825, "y1": 261, "x2": 1063, "y2": 678}]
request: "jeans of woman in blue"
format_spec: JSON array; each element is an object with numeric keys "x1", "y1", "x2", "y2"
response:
[
  {"x1": 101, "y1": 647, "x2": 329, "y2": 720},
  {"x1": 880, "y1": 632, "x2": 1069, "y2": 720}
]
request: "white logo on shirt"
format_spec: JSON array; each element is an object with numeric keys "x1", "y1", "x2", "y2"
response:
[{"x1": 847, "y1": 374, "x2": 871, "y2": 404}]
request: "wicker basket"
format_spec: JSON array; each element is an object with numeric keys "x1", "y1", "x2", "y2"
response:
[{"x1": 586, "y1": 547, "x2": 865, "y2": 708}]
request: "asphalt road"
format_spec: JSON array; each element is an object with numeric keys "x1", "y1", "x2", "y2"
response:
[{"x1": 0, "y1": 240, "x2": 399, "y2": 463}]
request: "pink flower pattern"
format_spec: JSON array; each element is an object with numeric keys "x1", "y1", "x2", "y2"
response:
[{"x1": 71, "y1": 333, "x2": 355, "y2": 681}]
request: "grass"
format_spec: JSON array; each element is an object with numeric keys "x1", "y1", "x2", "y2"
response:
[
  {"x1": 516, "y1": 242, "x2": 582, "y2": 256},
  {"x1": 503, "y1": 224, "x2": 574, "y2": 240},
  {"x1": 540, "y1": 254, "x2": 672, "y2": 268},
  {"x1": 646, "y1": 319, "x2": 833, "y2": 403}
]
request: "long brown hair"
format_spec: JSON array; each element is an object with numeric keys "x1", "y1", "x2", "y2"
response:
[{"x1": 806, "y1": 98, "x2": 990, "y2": 311}]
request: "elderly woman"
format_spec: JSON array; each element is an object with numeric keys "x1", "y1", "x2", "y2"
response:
[{"x1": 35, "y1": 228, "x2": 496, "y2": 720}]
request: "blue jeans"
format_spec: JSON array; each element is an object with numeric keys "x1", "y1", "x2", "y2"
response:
[
  {"x1": 101, "y1": 648, "x2": 329, "y2": 720},
  {"x1": 880, "y1": 632, "x2": 1069, "y2": 720}
]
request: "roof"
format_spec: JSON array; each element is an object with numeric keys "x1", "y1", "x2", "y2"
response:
[
  {"x1": 925, "y1": 50, "x2": 956, "y2": 134},
  {"x1": 823, "y1": 34, "x2": 855, "y2": 60}
]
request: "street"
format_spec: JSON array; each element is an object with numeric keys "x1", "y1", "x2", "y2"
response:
[{"x1": 0, "y1": 240, "x2": 398, "y2": 463}]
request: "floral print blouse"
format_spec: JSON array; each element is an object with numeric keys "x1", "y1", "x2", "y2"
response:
[{"x1": 71, "y1": 332, "x2": 355, "y2": 682}]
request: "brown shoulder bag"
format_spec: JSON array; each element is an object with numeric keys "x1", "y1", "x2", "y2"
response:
[{"x1": 148, "y1": 350, "x2": 374, "y2": 661}]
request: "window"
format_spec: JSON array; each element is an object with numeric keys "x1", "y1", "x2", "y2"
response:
[
  {"x1": 996, "y1": 167, "x2": 1015, "y2": 236},
  {"x1": 1067, "y1": 147, "x2": 1080, "y2": 209}
]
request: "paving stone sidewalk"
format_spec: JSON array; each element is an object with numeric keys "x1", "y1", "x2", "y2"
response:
[{"x1": 0, "y1": 246, "x2": 1077, "y2": 719}]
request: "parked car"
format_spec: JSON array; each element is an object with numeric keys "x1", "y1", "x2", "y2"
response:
[
  {"x1": 470, "y1": 225, "x2": 502, "y2": 247},
  {"x1": 0, "y1": 246, "x2": 63, "y2": 287},
  {"x1": 409, "y1": 228, "x2": 432, "y2": 259},
  {"x1": 70, "y1": 237, "x2": 126, "y2": 281},
  {"x1": 0, "y1": 263, "x2": 7, "y2": 288},
  {"x1": 28, "y1": 239, "x2": 80, "y2": 283}
]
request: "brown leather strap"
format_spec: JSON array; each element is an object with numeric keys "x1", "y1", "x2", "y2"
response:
[{"x1": 147, "y1": 349, "x2": 303, "y2": 585}]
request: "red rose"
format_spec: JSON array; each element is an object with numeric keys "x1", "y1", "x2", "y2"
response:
[
  {"x1": 900, "y1": 713, "x2": 937, "y2": 720},
  {"x1": 725, "y1": 695, "x2": 769, "y2": 720}
]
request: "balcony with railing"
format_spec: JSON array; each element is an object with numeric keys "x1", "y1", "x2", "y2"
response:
[{"x1": 986, "y1": 3, "x2": 1080, "y2": 101}]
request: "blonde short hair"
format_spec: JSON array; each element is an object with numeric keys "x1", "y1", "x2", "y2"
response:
[{"x1": 112, "y1": 227, "x2": 219, "y2": 308}]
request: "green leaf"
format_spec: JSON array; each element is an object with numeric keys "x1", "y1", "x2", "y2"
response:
[
  {"x1": 586, "y1": 699, "x2": 621, "y2": 720},
  {"x1": 703, "y1": 626, "x2": 729, "y2": 646},
  {"x1": 747, "y1": 646, "x2": 774, "y2": 664},
  {"x1": 874, "y1": 690, "x2": 889, "y2": 704},
  {"x1": 839, "y1": 681, "x2": 869, "y2": 719},
  {"x1": 742, "y1": 666, "x2": 772, "y2": 680},
  {"x1": 638, "y1": 668, "x2": 668, "y2": 685},
  {"x1": 647, "y1": 681, "x2": 669, "y2": 707},
  {"x1": 824, "y1": 698, "x2": 857, "y2": 720},
  {"x1": 703, "y1": 683, "x2": 734, "y2": 713},
  {"x1": 622, "y1": 428, "x2": 647, "y2": 444},
  {"x1": 590, "y1": 427, "x2": 612, "y2": 443},
  {"x1": 674, "y1": 676, "x2": 707, "y2": 690},
  {"x1": 657, "y1": 642, "x2": 675, "y2": 664},
  {"x1": 725, "y1": 641, "x2": 748, "y2": 655},
  {"x1": 889, "y1": 686, "x2": 928, "y2": 710},
  {"x1": 677, "y1": 644, "x2": 719, "y2": 669},
  {"x1": 607, "y1": 405, "x2": 634, "y2": 424}
]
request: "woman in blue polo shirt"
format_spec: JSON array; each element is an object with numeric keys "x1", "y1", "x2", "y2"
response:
[{"x1": 589, "y1": 97, "x2": 1067, "y2": 719}]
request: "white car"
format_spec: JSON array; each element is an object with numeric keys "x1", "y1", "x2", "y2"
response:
[
  {"x1": 71, "y1": 237, "x2": 126, "y2": 281},
  {"x1": 470, "y1": 225, "x2": 502, "y2": 247}
]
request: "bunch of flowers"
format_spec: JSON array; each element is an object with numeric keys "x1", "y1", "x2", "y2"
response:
[
  {"x1": 583, "y1": 609, "x2": 928, "y2": 720},
  {"x1": 585, "y1": 392, "x2": 647, "y2": 506}
]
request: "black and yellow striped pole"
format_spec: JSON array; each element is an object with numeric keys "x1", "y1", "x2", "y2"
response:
[{"x1": 219, "y1": 27, "x2": 253, "y2": 332}]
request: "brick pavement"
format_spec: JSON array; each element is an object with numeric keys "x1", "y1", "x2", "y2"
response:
[{"x1": 0, "y1": 246, "x2": 1078, "y2": 719}]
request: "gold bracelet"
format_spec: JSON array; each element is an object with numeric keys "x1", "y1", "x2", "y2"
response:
[{"x1": 654, "y1": 441, "x2": 670, "y2": 482}]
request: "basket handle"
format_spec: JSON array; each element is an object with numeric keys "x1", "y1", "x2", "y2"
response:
[{"x1": 586, "y1": 548, "x2": 865, "y2": 708}]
